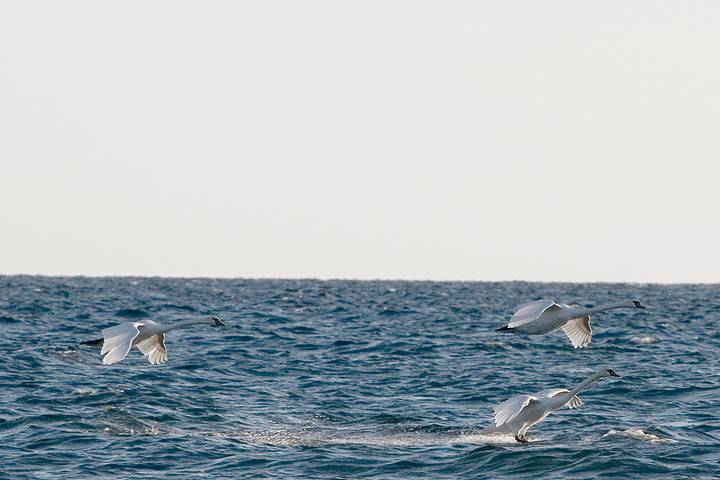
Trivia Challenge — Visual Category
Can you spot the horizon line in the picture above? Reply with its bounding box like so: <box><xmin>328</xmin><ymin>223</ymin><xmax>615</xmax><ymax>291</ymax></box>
<box><xmin>1</xmin><ymin>273</ymin><xmax>717</xmax><ymax>285</ymax></box>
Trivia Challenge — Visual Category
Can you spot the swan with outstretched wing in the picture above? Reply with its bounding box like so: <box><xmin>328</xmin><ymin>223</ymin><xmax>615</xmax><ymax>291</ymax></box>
<box><xmin>80</xmin><ymin>316</ymin><xmax>225</xmax><ymax>365</ymax></box>
<box><xmin>496</xmin><ymin>299</ymin><xmax>646</xmax><ymax>348</ymax></box>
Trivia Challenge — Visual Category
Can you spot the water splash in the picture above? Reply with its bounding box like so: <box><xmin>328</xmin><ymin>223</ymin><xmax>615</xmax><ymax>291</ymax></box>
<box><xmin>222</xmin><ymin>428</ymin><xmax>532</xmax><ymax>448</ymax></box>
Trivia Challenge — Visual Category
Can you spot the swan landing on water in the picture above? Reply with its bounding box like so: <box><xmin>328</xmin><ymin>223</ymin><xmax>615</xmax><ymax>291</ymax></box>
<box><xmin>481</xmin><ymin>368</ymin><xmax>621</xmax><ymax>442</ymax></box>
<box><xmin>496</xmin><ymin>299</ymin><xmax>646</xmax><ymax>348</ymax></box>
<box><xmin>80</xmin><ymin>316</ymin><xmax>225</xmax><ymax>365</ymax></box>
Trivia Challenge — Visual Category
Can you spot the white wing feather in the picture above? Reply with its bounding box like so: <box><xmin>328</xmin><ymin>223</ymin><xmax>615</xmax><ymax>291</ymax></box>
<box><xmin>507</xmin><ymin>299</ymin><xmax>561</xmax><ymax>328</ymax></box>
<box><xmin>560</xmin><ymin>315</ymin><xmax>592</xmax><ymax>348</ymax></box>
<box><xmin>101</xmin><ymin>322</ymin><xmax>142</xmax><ymax>365</ymax></box>
<box><xmin>536</xmin><ymin>388</ymin><xmax>583</xmax><ymax>409</ymax></box>
<box><xmin>566</xmin><ymin>395</ymin><xmax>583</xmax><ymax>409</ymax></box>
<box><xmin>493</xmin><ymin>394</ymin><xmax>538</xmax><ymax>426</ymax></box>
<box><xmin>536</xmin><ymin>388</ymin><xmax>568</xmax><ymax>398</ymax></box>
<box><xmin>135</xmin><ymin>334</ymin><xmax>168</xmax><ymax>365</ymax></box>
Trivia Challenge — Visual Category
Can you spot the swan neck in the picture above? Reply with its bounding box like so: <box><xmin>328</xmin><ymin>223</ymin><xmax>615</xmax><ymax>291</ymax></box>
<box><xmin>568</xmin><ymin>373</ymin><xmax>603</xmax><ymax>398</ymax></box>
<box><xmin>163</xmin><ymin>318</ymin><xmax>207</xmax><ymax>333</ymax></box>
<box><xmin>571</xmin><ymin>302</ymin><xmax>633</xmax><ymax>317</ymax></box>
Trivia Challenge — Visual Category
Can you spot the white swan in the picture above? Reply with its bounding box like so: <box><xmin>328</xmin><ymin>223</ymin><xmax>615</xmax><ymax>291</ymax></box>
<box><xmin>81</xmin><ymin>316</ymin><xmax>225</xmax><ymax>365</ymax></box>
<box><xmin>496</xmin><ymin>299</ymin><xmax>646</xmax><ymax>348</ymax></box>
<box><xmin>481</xmin><ymin>368</ymin><xmax>621</xmax><ymax>442</ymax></box>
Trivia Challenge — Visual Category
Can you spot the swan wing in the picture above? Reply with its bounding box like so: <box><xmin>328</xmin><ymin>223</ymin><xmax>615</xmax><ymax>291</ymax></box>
<box><xmin>536</xmin><ymin>388</ymin><xmax>569</xmax><ymax>398</ymax></box>
<box><xmin>566</xmin><ymin>395</ymin><xmax>583</xmax><ymax>409</ymax></box>
<box><xmin>536</xmin><ymin>388</ymin><xmax>583</xmax><ymax>409</ymax></box>
<box><xmin>507</xmin><ymin>299</ymin><xmax>561</xmax><ymax>328</ymax></box>
<box><xmin>100</xmin><ymin>322</ymin><xmax>142</xmax><ymax>365</ymax></box>
<box><xmin>136</xmin><ymin>333</ymin><xmax>168</xmax><ymax>365</ymax></box>
<box><xmin>493</xmin><ymin>394</ymin><xmax>539</xmax><ymax>426</ymax></box>
<box><xmin>560</xmin><ymin>315</ymin><xmax>592</xmax><ymax>348</ymax></box>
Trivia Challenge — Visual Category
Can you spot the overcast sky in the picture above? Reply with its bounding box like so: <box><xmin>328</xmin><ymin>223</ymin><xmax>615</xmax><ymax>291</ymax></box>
<box><xmin>1</xmin><ymin>1</ymin><xmax>718</xmax><ymax>282</ymax></box>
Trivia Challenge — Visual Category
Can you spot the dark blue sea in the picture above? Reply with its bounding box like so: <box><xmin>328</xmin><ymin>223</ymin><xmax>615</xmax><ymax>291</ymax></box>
<box><xmin>1</xmin><ymin>277</ymin><xmax>718</xmax><ymax>479</ymax></box>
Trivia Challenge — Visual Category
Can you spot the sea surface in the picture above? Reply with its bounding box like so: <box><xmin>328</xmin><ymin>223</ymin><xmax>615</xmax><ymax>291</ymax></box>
<box><xmin>1</xmin><ymin>277</ymin><xmax>718</xmax><ymax>479</ymax></box>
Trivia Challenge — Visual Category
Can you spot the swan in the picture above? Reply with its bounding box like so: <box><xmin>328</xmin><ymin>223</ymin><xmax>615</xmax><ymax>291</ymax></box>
<box><xmin>481</xmin><ymin>368</ymin><xmax>621</xmax><ymax>442</ymax></box>
<box><xmin>496</xmin><ymin>299</ymin><xmax>646</xmax><ymax>348</ymax></box>
<box><xmin>80</xmin><ymin>316</ymin><xmax>225</xmax><ymax>365</ymax></box>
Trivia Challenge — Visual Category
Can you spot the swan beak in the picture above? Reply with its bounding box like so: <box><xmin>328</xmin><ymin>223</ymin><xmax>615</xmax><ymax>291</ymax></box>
<box><xmin>633</xmin><ymin>300</ymin><xmax>646</xmax><ymax>309</ymax></box>
<box><xmin>609</xmin><ymin>371</ymin><xmax>621</xmax><ymax>378</ymax></box>
<box><xmin>212</xmin><ymin>316</ymin><xmax>225</xmax><ymax>327</ymax></box>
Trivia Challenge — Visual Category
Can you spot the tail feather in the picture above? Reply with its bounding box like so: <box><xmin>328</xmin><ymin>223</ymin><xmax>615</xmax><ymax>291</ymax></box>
<box><xmin>80</xmin><ymin>338</ymin><xmax>104</xmax><ymax>346</ymax></box>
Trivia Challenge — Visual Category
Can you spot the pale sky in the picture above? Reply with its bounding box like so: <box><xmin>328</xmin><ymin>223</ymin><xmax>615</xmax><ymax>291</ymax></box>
<box><xmin>1</xmin><ymin>1</ymin><xmax>719</xmax><ymax>282</ymax></box>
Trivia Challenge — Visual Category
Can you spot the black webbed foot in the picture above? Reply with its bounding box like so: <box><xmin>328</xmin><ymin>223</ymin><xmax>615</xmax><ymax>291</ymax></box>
<box><xmin>515</xmin><ymin>434</ymin><xmax>529</xmax><ymax>443</ymax></box>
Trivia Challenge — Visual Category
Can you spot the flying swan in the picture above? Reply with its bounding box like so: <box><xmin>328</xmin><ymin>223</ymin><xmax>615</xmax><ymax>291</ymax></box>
<box><xmin>496</xmin><ymin>299</ymin><xmax>646</xmax><ymax>348</ymax></box>
<box><xmin>81</xmin><ymin>316</ymin><xmax>225</xmax><ymax>365</ymax></box>
<box><xmin>481</xmin><ymin>368</ymin><xmax>622</xmax><ymax>442</ymax></box>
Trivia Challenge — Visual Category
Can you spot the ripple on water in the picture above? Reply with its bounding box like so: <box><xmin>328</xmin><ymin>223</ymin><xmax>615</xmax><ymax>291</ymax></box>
<box><xmin>0</xmin><ymin>315</ymin><xmax>19</xmax><ymax>323</ymax></box>
<box><xmin>114</xmin><ymin>308</ymin><xmax>150</xmax><ymax>318</ymax></box>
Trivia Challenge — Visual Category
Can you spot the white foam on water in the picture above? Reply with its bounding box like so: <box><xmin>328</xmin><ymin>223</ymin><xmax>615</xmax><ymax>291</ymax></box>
<box><xmin>73</xmin><ymin>387</ymin><xmax>96</xmax><ymax>396</ymax></box>
<box><xmin>100</xmin><ymin>418</ymin><xmax>170</xmax><ymax>437</ymax></box>
<box><xmin>603</xmin><ymin>428</ymin><xmax>674</xmax><ymax>444</ymax></box>
<box><xmin>224</xmin><ymin>429</ymin><xmax>535</xmax><ymax>448</ymax></box>
<box><xmin>218</xmin><ymin>429</ymin><xmax>428</xmax><ymax>447</ymax></box>
<box><xmin>630</xmin><ymin>336</ymin><xmax>657</xmax><ymax>344</ymax></box>
<box><xmin>102</xmin><ymin>424</ymin><xmax>163</xmax><ymax>436</ymax></box>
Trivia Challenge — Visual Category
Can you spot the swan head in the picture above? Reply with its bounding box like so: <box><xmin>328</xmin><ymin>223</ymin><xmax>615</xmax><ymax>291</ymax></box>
<box><xmin>592</xmin><ymin>368</ymin><xmax>621</xmax><ymax>380</ymax></box>
<box><xmin>632</xmin><ymin>300</ymin><xmax>646</xmax><ymax>309</ymax></box>
<box><xmin>209</xmin><ymin>316</ymin><xmax>225</xmax><ymax>327</ymax></box>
